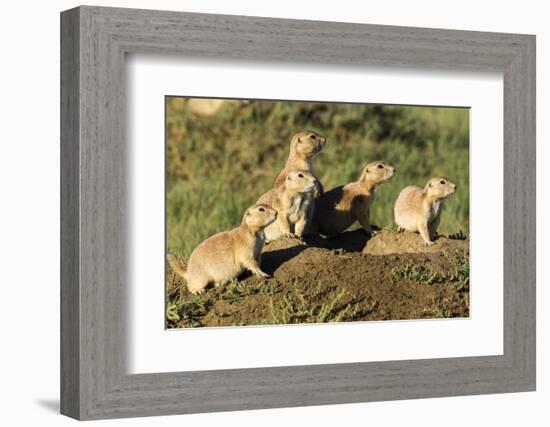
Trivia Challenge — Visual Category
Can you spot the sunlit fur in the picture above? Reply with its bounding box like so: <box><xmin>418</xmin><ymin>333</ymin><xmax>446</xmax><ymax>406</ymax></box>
<box><xmin>315</xmin><ymin>161</ymin><xmax>395</xmax><ymax>237</ymax></box>
<box><xmin>272</xmin><ymin>131</ymin><xmax>327</xmax><ymax>235</ymax></box>
<box><xmin>167</xmin><ymin>204</ymin><xmax>277</xmax><ymax>294</ymax></box>
<box><xmin>257</xmin><ymin>170</ymin><xmax>317</xmax><ymax>242</ymax></box>
<box><xmin>393</xmin><ymin>176</ymin><xmax>457</xmax><ymax>246</ymax></box>
<box><xmin>273</xmin><ymin>131</ymin><xmax>326</xmax><ymax>187</ymax></box>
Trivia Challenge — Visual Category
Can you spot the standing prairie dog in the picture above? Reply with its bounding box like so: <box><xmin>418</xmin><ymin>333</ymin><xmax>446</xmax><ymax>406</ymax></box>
<box><xmin>273</xmin><ymin>131</ymin><xmax>327</xmax><ymax>194</ymax></box>
<box><xmin>394</xmin><ymin>177</ymin><xmax>457</xmax><ymax>246</ymax></box>
<box><xmin>167</xmin><ymin>204</ymin><xmax>277</xmax><ymax>294</ymax></box>
<box><xmin>273</xmin><ymin>131</ymin><xmax>327</xmax><ymax>234</ymax></box>
<box><xmin>315</xmin><ymin>161</ymin><xmax>395</xmax><ymax>237</ymax></box>
<box><xmin>257</xmin><ymin>170</ymin><xmax>317</xmax><ymax>242</ymax></box>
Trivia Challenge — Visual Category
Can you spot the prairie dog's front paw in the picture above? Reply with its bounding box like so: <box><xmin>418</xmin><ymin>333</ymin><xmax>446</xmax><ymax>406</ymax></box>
<box><xmin>425</xmin><ymin>241</ymin><xmax>435</xmax><ymax>247</ymax></box>
<box><xmin>256</xmin><ymin>270</ymin><xmax>271</xmax><ymax>279</ymax></box>
<box><xmin>293</xmin><ymin>235</ymin><xmax>306</xmax><ymax>245</ymax></box>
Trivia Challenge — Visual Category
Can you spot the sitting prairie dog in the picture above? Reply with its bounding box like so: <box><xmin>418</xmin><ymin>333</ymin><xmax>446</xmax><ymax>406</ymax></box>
<box><xmin>257</xmin><ymin>170</ymin><xmax>317</xmax><ymax>242</ymax></box>
<box><xmin>167</xmin><ymin>204</ymin><xmax>277</xmax><ymax>294</ymax></box>
<box><xmin>393</xmin><ymin>176</ymin><xmax>457</xmax><ymax>246</ymax></box>
<box><xmin>273</xmin><ymin>131</ymin><xmax>326</xmax><ymax>195</ymax></box>
<box><xmin>315</xmin><ymin>161</ymin><xmax>395</xmax><ymax>237</ymax></box>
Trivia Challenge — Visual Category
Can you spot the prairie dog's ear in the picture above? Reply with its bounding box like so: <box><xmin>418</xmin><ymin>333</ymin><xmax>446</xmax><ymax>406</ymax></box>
<box><xmin>360</xmin><ymin>167</ymin><xmax>370</xmax><ymax>181</ymax></box>
<box><xmin>428</xmin><ymin>182</ymin><xmax>432</xmax><ymax>187</ymax></box>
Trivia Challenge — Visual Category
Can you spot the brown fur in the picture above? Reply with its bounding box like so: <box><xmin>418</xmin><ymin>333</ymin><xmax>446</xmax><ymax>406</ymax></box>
<box><xmin>393</xmin><ymin>176</ymin><xmax>457</xmax><ymax>246</ymax></box>
<box><xmin>273</xmin><ymin>131</ymin><xmax>326</xmax><ymax>192</ymax></box>
<box><xmin>257</xmin><ymin>170</ymin><xmax>316</xmax><ymax>242</ymax></box>
<box><xmin>167</xmin><ymin>204</ymin><xmax>277</xmax><ymax>294</ymax></box>
<box><xmin>273</xmin><ymin>131</ymin><xmax>326</xmax><ymax>234</ymax></box>
<box><xmin>315</xmin><ymin>161</ymin><xmax>395</xmax><ymax>237</ymax></box>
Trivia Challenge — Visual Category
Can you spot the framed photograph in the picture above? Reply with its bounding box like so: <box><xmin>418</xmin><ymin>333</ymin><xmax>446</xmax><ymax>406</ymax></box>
<box><xmin>61</xmin><ymin>6</ymin><xmax>536</xmax><ymax>420</ymax></box>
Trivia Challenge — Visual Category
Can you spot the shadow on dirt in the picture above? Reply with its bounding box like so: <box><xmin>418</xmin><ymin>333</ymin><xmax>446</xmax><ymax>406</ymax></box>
<box><xmin>261</xmin><ymin>229</ymin><xmax>371</xmax><ymax>275</ymax></box>
<box><xmin>262</xmin><ymin>244</ymin><xmax>309</xmax><ymax>276</ymax></box>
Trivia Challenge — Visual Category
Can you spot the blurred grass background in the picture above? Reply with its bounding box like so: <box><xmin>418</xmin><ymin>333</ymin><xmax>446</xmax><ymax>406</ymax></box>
<box><xmin>167</xmin><ymin>97</ymin><xmax>469</xmax><ymax>259</ymax></box>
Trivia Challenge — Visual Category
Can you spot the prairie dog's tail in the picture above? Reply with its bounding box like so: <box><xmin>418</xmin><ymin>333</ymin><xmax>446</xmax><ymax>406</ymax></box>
<box><xmin>167</xmin><ymin>254</ymin><xmax>187</xmax><ymax>280</ymax></box>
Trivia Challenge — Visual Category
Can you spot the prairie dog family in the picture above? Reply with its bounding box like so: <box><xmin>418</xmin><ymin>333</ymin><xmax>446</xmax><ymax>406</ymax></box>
<box><xmin>168</xmin><ymin>204</ymin><xmax>277</xmax><ymax>294</ymax></box>
<box><xmin>394</xmin><ymin>177</ymin><xmax>457</xmax><ymax>246</ymax></box>
<box><xmin>170</xmin><ymin>126</ymin><xmax>460</xmax><ymax>294</ymax></box>
<box><xmin>257</xmin><ymin>170</ymin><xmax>317</xmax><ymax>242</ymax></box>
<box><xmin>315</xmin><ymin>161</ymin><xmax>395</xmax><ymax>236</ymax></box>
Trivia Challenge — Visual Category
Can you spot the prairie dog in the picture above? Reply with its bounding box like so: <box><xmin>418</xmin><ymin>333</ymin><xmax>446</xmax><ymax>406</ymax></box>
<box><xmin>257</xmin><ymin>170</ymin><xmax>317</xmax><ymax>242</ymax></box>
<box><xmin>167</xmin><ymin>204</ymin><xmax>277</xmax><ymax>294</ymax></box>
<box><xmin>393</xmin><ymin>176</ymin><xmax>457</xmax><ymax>246</ymax></box>
<box><xmin>273</xmin><ymin>131</ymin><xmax>326</xmax><ymax>234</ymax></box>
<box><xmin>273</xmin><ymin>131</ymin><xmax>326</xmax><ymax>194</ymax></box>
<box><xmin>315</xmin><ymin>161</ymin><xmax>395</xmax><ymax>237</ymax></box>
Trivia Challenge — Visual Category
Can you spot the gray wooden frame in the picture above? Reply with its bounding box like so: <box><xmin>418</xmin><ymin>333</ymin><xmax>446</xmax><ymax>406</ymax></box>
<box><xmin>60</xmin><ymin>5</ymin><xmax>536</xmax><ymax>420</ymax></box>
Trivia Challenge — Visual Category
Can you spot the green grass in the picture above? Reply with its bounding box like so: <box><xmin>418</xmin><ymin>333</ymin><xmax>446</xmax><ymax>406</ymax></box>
<box><xmin>166</xmin><ymin>277</ymin><xmax>282</xmax><ymax>328</ymax></box>
<box><xmin>166</xmin><ymin>277</ymin><xmax>372</xmax><ymax>328</ymax></box>
<box><xmin>268</xmin><ymin>282</ymin><xmax>358</xmax><ymax>324</ymax></box>
<box><xmin>167</xmin><ymin>98</ymin><xmax>469</xmax><ymax>260</ymax></box>
<box><xmin>391</xmin><ymin>250</ymin><xmax>470</xmax><ymax>288</ymax></box>
<box><xmin>391</xmin><ymin>264</ymin><xmax>441</xmax><ymax>284</ymax></box>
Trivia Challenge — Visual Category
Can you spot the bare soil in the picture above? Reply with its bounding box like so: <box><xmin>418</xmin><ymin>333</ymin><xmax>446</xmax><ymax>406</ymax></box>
<box><xmin>166</xmin><ymin>229</ymin><xmax>469</xmax><ymax>328</ymax></box>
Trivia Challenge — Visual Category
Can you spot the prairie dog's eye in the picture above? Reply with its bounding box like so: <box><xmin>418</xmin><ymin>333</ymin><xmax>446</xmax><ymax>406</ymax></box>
<box><xmin>309</xmin><ymin>134</ymin><xmax>317</xmax><ymax>140</ymax></box>
<box><xmin>298</xmin><ymin>173</ymin><xmax>304</xmax><ymax>178</ymax></box>
<box><xmin>440</xmin><ymin>180</ymin><xmax>446</xmax><ymax>185</ymax></box>
<box><xmin>377</xmin><ymin>164</ymin><xmax>384</xmax><ymax>169</ymax></box>
<box><xmin>259</xmin><ymin>207</ymin><xmax>265</xmax><ymax>212</ymax></box>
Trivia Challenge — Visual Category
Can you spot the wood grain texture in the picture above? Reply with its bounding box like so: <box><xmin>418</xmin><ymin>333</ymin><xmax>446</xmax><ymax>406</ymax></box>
<box><xmin>60</xmin><ymin>7</ymin><xmax>80</xmax><ymax>419</ymax></box>
<box><xmin>60</xmin><ymin>5</ymin><xmax>536</xmax><ymax>420</ymax></box>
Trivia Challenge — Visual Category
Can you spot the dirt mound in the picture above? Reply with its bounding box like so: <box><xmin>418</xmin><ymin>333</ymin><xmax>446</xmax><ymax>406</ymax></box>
<box><xmin>166</xmin><ymin>230</ymin><xmax>470</xmax><ymax>328</ymax></box>
<box><xmin>362</xmin><ymin>228</ymin><xmax>469</xmax><ymax>255</ymax></box>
